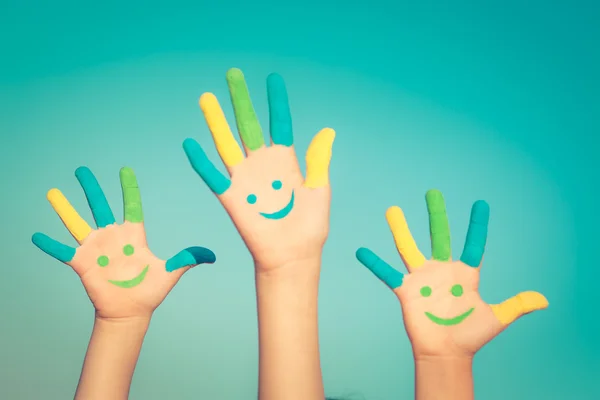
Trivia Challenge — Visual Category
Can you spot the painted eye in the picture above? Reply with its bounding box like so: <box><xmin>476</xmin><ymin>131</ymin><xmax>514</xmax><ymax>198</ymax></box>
<box><xmin>123</xmin><ymin>244</ymin><xmax>135</xmax><ymax>256</ymax></box>
<box><xmin>247</xmin><ymin>194</ymin><xmax>257</xmax><ymax>204</ymax></box>
<box><xmin>97</xmin><ymin>255</ymin><xmax>109</xmax><ymax>267</ymax></box>
<box><xmin>451</xmin><ymin>284</ymin><xmax>464</xmax><ymax>297</ymax></box>
<box><xmin>420</xmin><ymin>286</ymin><xmax>432</xmax><ymax>297</ymax></box>
<box><xmin>272</xmin><ymin>180</ymin><xmax>282</xmax><ymax>190</ymax></box>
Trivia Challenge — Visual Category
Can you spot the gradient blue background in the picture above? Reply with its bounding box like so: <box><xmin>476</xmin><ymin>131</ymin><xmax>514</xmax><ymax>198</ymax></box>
<box><xmin>1</xmin><ymin>1</ymin><xmax>598</xmax><ymax>399</ymax></box>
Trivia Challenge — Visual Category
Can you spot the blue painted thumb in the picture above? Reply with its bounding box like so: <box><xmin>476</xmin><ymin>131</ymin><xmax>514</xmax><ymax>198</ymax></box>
<box><xmin>165</xmin><ymin>246</ymin><xmax>216</xmax><ymax>272</ymax></box>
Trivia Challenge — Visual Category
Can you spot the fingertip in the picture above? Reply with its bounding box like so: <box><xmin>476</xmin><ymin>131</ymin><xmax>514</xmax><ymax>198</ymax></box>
<box><xmin>425</xmin><ymin>189</ymin><xmax>443</xmax><ymax>201</ymax></box>
<box><xmin>199</xmin><ymin>92</ymin><xmax>217</xmax><ymax>110</ymax></box>
<box><xmin>472</xmin><ymin>200</ymin><xmax>490</xmax><ymax>219</ymax></box>
<box><xmin>385</xmin><ymin>205</ymin><xmax>404</xmax><ymax>220</ymax></box>
<box><xmin>46</xmin><ymin>188</ymin><xmax>62</xmax><ymax>201</ymax></box>
<box><xmin>267</xmin><ymin>72</ymin><xmax>284</xmax><ymax>86</ymax></box>
<box><xmin>31</xmin><ymin>232</ymin><xmax>44</xmax><ymax>245</ymax></box>
<box><xmin>74</xmin><ymin>166</ymin><xmax>92</xmax><ymax>179</ymax></box>
<box><xmin>226</xmin><ymin>67</ymin><xmax>244</xmax><ymax>81</ymax></box>
<box><xmin>355</xmin><ymin>247</ymin><xmax>375</xmax><ymax>265</ymax></box>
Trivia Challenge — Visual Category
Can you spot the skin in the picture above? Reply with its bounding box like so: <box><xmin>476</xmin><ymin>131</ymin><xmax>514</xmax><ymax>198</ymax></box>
<box><xmin>184</xmin><ymin>68</ymin><xmax>335</xmax><ymax>400</ymax></box>
<box><xmin>32</xmin><ymin>167</ymin><xmax>215</xmax><ymax>400</ymax></box>
<box><xmin>357</xmin><ymin>190</ymin><xmax>548</xmax><ymax>400</ymax></box>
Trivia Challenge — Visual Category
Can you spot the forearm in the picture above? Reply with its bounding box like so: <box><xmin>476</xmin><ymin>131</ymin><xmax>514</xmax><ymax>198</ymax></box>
<box><xmin>75</xmin><ymin>316</ymin><xmax>150</xmax><ymax>400</ymax></box>
<box><xmin>255</xmin><ymin>259</ymin><xmax>324</xmax><ymax>400</ymax></box>
<box><xmin>415</xmin><ymin>356</ymin><xmax>473</xmax><ymax>400</ymax></box>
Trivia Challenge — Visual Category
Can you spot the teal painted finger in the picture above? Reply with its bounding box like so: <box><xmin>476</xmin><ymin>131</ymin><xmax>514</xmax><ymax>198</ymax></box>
<box><xmin>75</xmin><ymin>166</ymin><xmax>116</xmax><ymax>228</ymax></box>
<box><xmin>32</xmin><ymin>232</ymin><xmax>76</xmax><ymax>263</ymax></box>
<box><xmin>183</xmin><ymin>138</ymin><xmax>231</xmax><ymax>195</ymax></box>
<box><xmin>356</xmin><ymin>247</ymin><xmax>404</xmax><ymax>289</ymax></box>
<box><xmin>119</xmin><ymin>167</ymin><xmax>143</xmax><ymax>223</ymax></box>
<box><xmin>165</xmin><ymin>246</ymin><xmax>216</xmax><ymax>272</ymax></box>
<box><xmin>226</xmin><ymin>68</ymin><xmax>265</xmax><ymax>151</ymax></box>
<box><xmin>267</xmin><ymin>73</ymin><xmax>293</xmax><ymax>146</ymax></box>
<box><xmin>426</xmin><ymin>189</ymin><xmax>451</xmax><ymax>261</ymax></box>
<box><xmin>460</xmin><ymin>200</ymin><xmax>490</xmax><ymax>267</ymax></box>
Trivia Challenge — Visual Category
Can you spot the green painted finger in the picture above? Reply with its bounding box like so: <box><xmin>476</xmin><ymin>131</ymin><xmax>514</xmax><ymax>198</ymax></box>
<box><xmin>119</xmin><ymin>167</ymin><xmax>143</xmax><ymax>223</ymax></box>
<box><xmin>425</xmin><ymin>189</ymin><xmax>451</xmax><ymax>261</ymax></box>
<box><xmin>226</xmin><ymin>68</ymin><xmax>265</xmax><ymax>151</ymax></box>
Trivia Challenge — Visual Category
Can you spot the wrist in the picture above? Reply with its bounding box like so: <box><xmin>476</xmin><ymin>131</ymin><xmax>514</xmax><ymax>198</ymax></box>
<box><xmin>93</xmin><ymin>315</ymin><xmax>151</xmax><ymax>335</ymax></box>
<box><xmin>415</xmin><ymin>356</ymin><xmax>473</xmax><ymax>400</ymax></box>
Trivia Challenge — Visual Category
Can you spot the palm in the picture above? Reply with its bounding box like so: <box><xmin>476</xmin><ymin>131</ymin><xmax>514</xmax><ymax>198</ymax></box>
<box><xmin>357</xmin><ymin>190</ymin><xmax>548</xmax><ymax>357</ymax></box>
<box><xmin>184</xmin><ymin>69</ymin><xmax>334</xmax><ymax>270</ymax></box>
<box><xmin>219</xmin><ymin>145</ymin><xmax>330</xmax><ymax>268</ymax></box>
<box><xmin>396</xmin><ymin>260</ymin><xmax>502</xmax><ymax>356</ymax></box>
<box><xmin>33</xmin><ymin>167</ymin><xmax>215</xmax><ymax>319</ymax></box>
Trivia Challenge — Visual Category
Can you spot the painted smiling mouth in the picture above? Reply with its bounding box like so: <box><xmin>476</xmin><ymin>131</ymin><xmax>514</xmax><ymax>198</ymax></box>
<box><xmin>425</xmin><ymin>308</ymin><xmax>475</xmax><ymax>326</ymax></box>
<box><xmin>259</xmin><ymin>191</ymin><xmax>295</xmax><ymax>220</ymax></box>
<box><xmin>108</xmin><ymin>265</ymin><xmax>150</xmax><ymax>288</ymax></box>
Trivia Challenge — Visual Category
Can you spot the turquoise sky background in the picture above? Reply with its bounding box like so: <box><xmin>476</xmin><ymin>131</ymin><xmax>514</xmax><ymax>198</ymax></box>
<box><xmin>1</xmin><ymin>1</ymin><xmax>598</xmax><ymax>399</ymax></box>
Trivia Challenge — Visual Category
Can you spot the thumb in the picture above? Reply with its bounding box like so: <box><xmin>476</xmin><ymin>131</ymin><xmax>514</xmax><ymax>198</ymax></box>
<box><xmin>165</xmin><ymin>246</ymin><xmax>216</xmax><ymax>273</ymax></box>
<box><xmin>490</xmin><ymin>291</ymin><xmax>548</xmax><ymax>326</ymax></box>
<box><xmin>304</xmin><ymin>128</ymin><xmax>336</xmax><ymax>189</ymax></box>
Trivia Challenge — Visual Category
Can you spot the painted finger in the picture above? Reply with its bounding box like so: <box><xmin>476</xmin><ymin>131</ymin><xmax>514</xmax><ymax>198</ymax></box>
<box><xmin>75</xmin><ymin>167</ymin><xmax>116</xmax><ymax>228</ymax></box>
<box><xmin>32</xmin><ymin>232</ymin><xmax>76</xmax><ymax>263</ymax></box>
<box><xmin>183</xmin><ymin>138</ymin><xmax>231</xmax><ymax>195</ymax></box>
<box><xmin>460</xmin><ymin>200</ymin><xmax>490</xmax><ymax>267</ymax></box>
<box><xmin>267</xmin><ymin>73</ymin><xmax>293</xmax><ymax>147</ymax></box>
<box><xmin>425</xmin><ymin>189</ymin><xmax>451</xmax><ymax>261</ymax></box>
<box><xmin>199</xmin><ymin>93</ymin><xmax>244</xmax><ymax>168</ymax></box>
<box><xmin>226</xmin><ymin>68</ymin><xmax>265</xmax><ymax>152</ymax></box>
<box><xmin>119</xmin><ymin>167</ymin><xmax>143</xmax><ymax>223</ymax></box>
<box><xmin>47</xmin><ymin>188</ymin><xmax>93</xmax><ymax>243</ymax></box>
<box><xmin>304</xmin><ymin>128</ymin><xmax>336</xmax><ymax>189</ymax></box>
<box><xmin>356</xmin><ymin>247</ymin><xmax>404</xmax><ymax>289</ymax></box>
<box><xmin>165</xmin><ymin>246</ymin><xmax>217</xmax><ymax>272</ymax></box>
<box><xmin>490</xmin><ymin>291</ymin><xmax>549</xmax><ymax>326</ymax></box>
<box><xmin>386</xmin><ymin>206</ymin><xmax>426</xmax><ymax>271</ymax></box>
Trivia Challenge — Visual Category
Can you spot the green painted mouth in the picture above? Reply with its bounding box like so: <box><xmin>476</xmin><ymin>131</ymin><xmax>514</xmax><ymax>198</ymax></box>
<box><xmin>108</xmin><ymin>265</ymin><xmax>149</xmax><ymax>288</ymax></box>
<box><xmin>425</xmin><ymin>307</ymin><xmax>475</xmax><ymax>326</ymax></box>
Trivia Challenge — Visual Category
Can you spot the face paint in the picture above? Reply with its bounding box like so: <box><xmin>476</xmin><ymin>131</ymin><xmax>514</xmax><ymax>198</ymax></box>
<box><xmin>97</xmin><ymin>255</ymin><xmax>109</xmax><ymax>267</ymax></box>
<box><xmin>421</xmin><ymin>283</ymin><xmax>474</xmax><ymax>326</ymax></box>
<box><xmin>247</xmin><ymin>180</ymin><xmax>295</xmax><ymax>220</ymax></box>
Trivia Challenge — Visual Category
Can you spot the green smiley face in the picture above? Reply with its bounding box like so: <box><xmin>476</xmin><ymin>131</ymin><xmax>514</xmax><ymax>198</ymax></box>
<box><xmin>96</xmin><ymin>244</ymin><xmax>149</xmax><ymax>288</ymax></box>
<box><xmin>420</xmin><ymin>284</ymin><xmax>475</xmax><ymax>326</ymax></box>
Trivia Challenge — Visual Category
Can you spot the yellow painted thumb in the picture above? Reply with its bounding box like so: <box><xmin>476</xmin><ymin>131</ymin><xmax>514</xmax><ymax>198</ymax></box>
<box><xmin>490</xmin><ymin>291</ymin><xmax>549</xmax><ymax>325</ymax></box>
<box><xmin>304</xmin><ymin>128</ymin><xmax>336</xmax><ymax>189</ymax></box>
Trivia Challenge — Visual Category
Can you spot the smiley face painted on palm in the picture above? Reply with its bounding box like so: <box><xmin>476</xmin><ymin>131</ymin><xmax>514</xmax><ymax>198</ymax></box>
<box><xmin>96</xmin><ymin>243</ymin><xmax>149</xmax><ymax>288</ymax></box>
<box><xmin>419</xmin><ymin>283</ymin><xmax>475</xmax><ymax>326</ymax></box>
<box><xmin>246</xmin><ymin>179</ymin><xmax>295</xmax><ymax>220</ymax></box>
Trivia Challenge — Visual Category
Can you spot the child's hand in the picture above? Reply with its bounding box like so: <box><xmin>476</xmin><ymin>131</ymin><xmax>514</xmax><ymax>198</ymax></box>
<box><xmin>32</xmin><ymin>167</ymin><xmax>216</xmax><ymax>319</ymax></box>
<box><xmin>183</xmin><ymin>69</ymin><xmax>335</xmax><ymax>271</ymax></box>
<box><xmin>356</xmin><ymin>190</ymin><xmax>548</xmax><ymax>357</ymax></box>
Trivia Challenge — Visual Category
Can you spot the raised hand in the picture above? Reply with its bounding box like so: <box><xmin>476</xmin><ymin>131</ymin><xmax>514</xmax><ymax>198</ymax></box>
<box><xmin>356</xmin><ymin>190</ymin><xmax>548</xmax><ymax>357</ymax></box>
<box><xmin>32</xmin><ymin>167</ymin><xmax>215</xmax><ymax>319</ymax></box>
<box><xmin>183</xmin><ymin>68</ymin><xmax>335</xmax><ymax>271</ymax></box>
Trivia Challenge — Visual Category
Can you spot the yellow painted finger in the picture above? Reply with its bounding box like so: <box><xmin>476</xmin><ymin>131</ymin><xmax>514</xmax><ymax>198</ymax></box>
<box><xmin>47</xmin><ymin>188</ymin><xmax>93</xmax><ymax>242</ymax></box>
<box><xmin>386</xmin><ymin>206</ymin><xmax>426</xmax><ymax>270</ymax></box>
<box><xmin>199</xmin><ymin>93</ymin><xmax>244</xmax><ymax>167</ymax></box>
<box><xmin>490</xmin><ymin>291</ymin><xmax>549</xmax><ymax>325</ymax></box>
<box><xmin>304</xmin><ymin>128</ymin><xmax>335</xmax><ymax>189</ymax></box>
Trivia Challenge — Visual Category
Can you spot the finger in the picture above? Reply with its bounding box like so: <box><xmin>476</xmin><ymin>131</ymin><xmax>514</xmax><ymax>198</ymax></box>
<box><xmin>267</xmin><ymin>73</ymin><xmax>293</xmax><ymax>147</ymax></box>
<box><xmin>47</xmin><ymin>188</ymin><xmax>93</xmax><ymax>243</ymax></box>
<box><xmin>425</xmin><ymin>189</ymin><xmax>451</xmax><ymax>261</ymax></box>
<box><xmin>460</xmin><ymin>200</ymin><xmax>490</xmax><ymax>267</ymax></box>
<box><xmin>226</xmin><ymin>68</ymin><xmax>265</xmax><ymax>152</ymax></box>
<box><xmin>490</xmin><ymin>291</ymin><xmax>549</xmax><ymax>326</ymax></box>
<box><xmin>32</xmin><ymin>232</ymin><xmax>76</xmax><ymax>263</ymax></box>
<box><xmin>356</xmin><ymin>247</ymin><xmax>404</xmax><ymax>289</ymax></box>
<box><xmin>183</xmin><ymin>138</ymin><xmax>231</xmax><ymax>195</ymax></box>
<box><xmin>386</xmin><ymin>206</ymin><xmax>426</xmax><ymax>271</ymax></box>
<box><xmin>75</xmin><ymin>166</ymin><xmax>116</xmax><ymax>228</ymax></box>
<box><xmin>165</xmin><ymin>246</ymin><xmax>217</xmax><ymax>272</ymax></box>
<box><xmin>119</xmin><ymin>167</ymin><xmax>143</xmax><ymax>223</ymax></box>
<box><xmin>304</xmin><ymin>128</ymin><xmax>336</xmax><ymax>189</ymax></box>
<box><xmin>199</xmin><ymin>93</ymin><xmax>244</xmax><ymax>168</ymax></box>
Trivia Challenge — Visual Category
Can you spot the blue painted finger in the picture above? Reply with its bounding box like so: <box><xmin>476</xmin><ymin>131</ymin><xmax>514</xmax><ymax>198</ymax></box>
<box><xmin>165</xmin><ymin>246</ymin><xmax>217</xmax><ymax>272</ymax></box>
<box><xmin>183</xmin><ymin>138</ymin><xmax>231</xmax><ymax>195</ymax></box>
<box><xmin>32</xmin><ymin>232</ymin><xmax>76</xmax><ymax>263</ymax></box>
<box><xmin>460</xmin><ymin>200</ymin><xmax>490</xmax><ymax>267</ymax></box>
<box><xmin>267</xmin><ymin>73</ymin><xmax>293</xmax><ymax>147</ymax></box>
<box><xmin>75</xmin><ymin>166</ymin><xmax>116</xmax><ymax>228</ymax></box>
<box><xmin>356</xmin><ymin>247</ymin><xmax>404</xmax><ymax>289</ymax></box>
